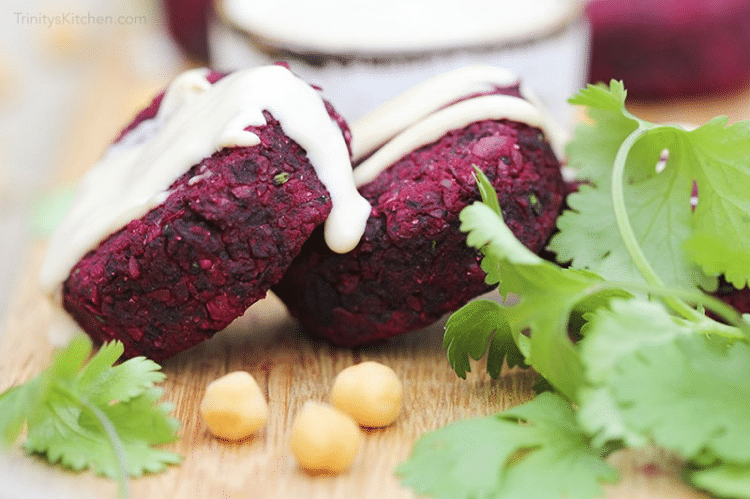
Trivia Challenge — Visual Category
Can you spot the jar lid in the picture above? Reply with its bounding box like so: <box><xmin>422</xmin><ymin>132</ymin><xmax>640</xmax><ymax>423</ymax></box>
<box><xmin>218</xmin><ymin>0</ymin><xmax>584</xmax><ymax>57</ymax></box>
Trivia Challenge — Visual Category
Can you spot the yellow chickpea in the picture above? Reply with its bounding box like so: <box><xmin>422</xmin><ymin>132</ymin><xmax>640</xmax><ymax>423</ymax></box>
<box><xmin>330</xmin><ymin>361</ymin><xmax>403</xmax><ymax>428</ymax></box>
<box><xmin>199</xmin><ymin>371</ymin><xmax>268</xmax><ymax>441</ymax></box>
<box><xmin>290</xmin><ymin>401</ymin><xmax>362</xmax><ymax>473</ymax></box>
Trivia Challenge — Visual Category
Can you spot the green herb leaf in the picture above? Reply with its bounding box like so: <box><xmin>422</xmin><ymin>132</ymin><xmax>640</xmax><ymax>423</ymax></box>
<box><xmin>688</xmin><ymin>462</ymin><xmax>750</xmax><ymax>499</ymax></box>
<box><xmin>579</xmin><ymin>298</ymin><xmax>694</xmax><ymax>386</ymax></box>
<box><xmin>273</xmin><ymin>172</ymin><xmax>291</xmax><ymax>185</ymax></box>
<box><xmin>681</xmin><ymin>117</ymin><xmax>750</xmax><ymax>288</ymax></box>
<box><xmin>0</xmin><ymin>335</ymin><xmax>90</xmax><ymax>445</ymax></box>
<box><xmin>457</xmin><ymin>190</ymin><xmax>629</xmax><ymax>400</ymax></box>
<box><xmin>0</xmin><ymin>381</ymin><xmax>44</xmax><ymax>446</ymax></box>
<box><xmin>76</xmin><ymin>341</ymin><xmax>166</xmax><ymax>407</ymax></box>
<box><xmin>473</xmin><ymin>165</ymin><xmax>503</xmax><ymax>216</ymax></box>
<box><xmin>0</xmin><ymin>336</ymin><xmax>181</xmax><ymax>479</ymax></box>
<box><xmin>565</xmin><ymin>81</ymin><xmax>637</xmax><ymax>185</ymax></box>
<box><xmin>398</xmin><ymin>392</ymin><xmax>618</xmax><ymax>499</ymax></box>
<box><xmin>422</xmin><ymin>81</ymin><xmax>750</xmax><ymax>499</ymax></box>
<box><xmin>443</xmin><ymin>300</ymin><xmax>523</xmax><ymax>379</ymax></box>
<box><xmin>579</xmin><ymin>297</ymin><xmax>750</xmax><ymax>463</ymax></box>
<box><xmin>610</xmin><ymin>335</ymin><xmax>750</xmax><ymax>463</ymax></box>
<box><xmin>577</xmin><ymin>298</ymin><xmax>694</xmax><ymax>448</ymax></box>
<box><xmin>550</xmin><ymin>82</ymin><xmax>750</xmax><ymax>290</ymax></box>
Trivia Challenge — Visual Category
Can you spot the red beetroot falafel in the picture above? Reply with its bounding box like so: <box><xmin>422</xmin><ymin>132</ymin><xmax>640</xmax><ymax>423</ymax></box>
<box><xmin>587</xmin><ymin>0</ymin><xmax>750</xmax><ymax>99</ymax></box>
<box><xmin>41</xmin><ymin>65</ymin><xmax>369</xmax><ymax>360</ymax></box>
<box><xmin>273</xmin><ymin>66</ymin><xmax>566</xmax><ymax>346</ymax></box>
<box><xmin>163</xmin><ymin>0</ymin><xmax>212</xmax><ymax>61</ymax></box>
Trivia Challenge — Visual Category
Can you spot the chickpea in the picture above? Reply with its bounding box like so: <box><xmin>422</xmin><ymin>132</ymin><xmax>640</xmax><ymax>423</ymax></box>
<box><xmin>330</xmin><ymin>361</ymin><xmax>403</xmax><ymax>427</ymax></box>
<box><xmin>290</xmin><ymin>401</ymin><xmax>362</xmax><ymax>473</ymax></box>
<box><xmin>199</xmin><ymin>371</ymin><xmax>268</xmax><ymax>441</ymax></box>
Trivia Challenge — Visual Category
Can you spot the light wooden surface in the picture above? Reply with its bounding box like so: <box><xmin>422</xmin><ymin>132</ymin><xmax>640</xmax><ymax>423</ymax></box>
<box><xmin>3</xmin><ymin>59</ymin><xmax>748</xmax><ymax>499</ymax></box>
<box><xmin>0</xmin><ymin>248</ymin><xmax>710</xmax><ymax>499</ymax></box>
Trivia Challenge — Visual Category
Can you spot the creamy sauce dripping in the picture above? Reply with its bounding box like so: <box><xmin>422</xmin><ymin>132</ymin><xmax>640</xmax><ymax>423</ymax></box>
<box><xmin>40</xmin><ymin>65</ymin><xmax>370</xmax><ymax>293</ymax></box>
<box><xmin>351</xmin><ymin>65</ymin><xmax>562</xmax><ymax>187</ymax></box>
<box><xmin>350</xmin><ymin>65</ymin><xmax>520</xmax><ymax>162</ymax></box>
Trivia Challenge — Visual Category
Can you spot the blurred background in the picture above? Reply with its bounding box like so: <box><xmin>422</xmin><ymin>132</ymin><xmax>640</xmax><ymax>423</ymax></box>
<box><xmin>2</xmin><ymin>0</ymin><xmax>750</xmax><ymax>342</ymax></box>
<box><xmin>0</xmin><ymin>0</ymin><xmax>187</xmax><ymax>342</ymax></box>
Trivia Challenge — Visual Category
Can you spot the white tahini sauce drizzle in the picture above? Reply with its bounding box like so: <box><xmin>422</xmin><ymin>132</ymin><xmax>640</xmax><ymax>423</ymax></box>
<box><xmin>353</xmin><ymin>95</ymin><xmax>551</xmax><ymax>187</ymax></box>
<box><xmin>351</xmin><ymin>66</ymin><xmax>563</xmax><ymax>187</ymax></box>
<box><xmin>40</xmin><ymin>65</ymin><xmax>370</xmax><ymax>294</ymax></box>
<box><xmin>350</xmin><ymin>65</ymin><xmax>520</xmax><ymax>162</ymax></box>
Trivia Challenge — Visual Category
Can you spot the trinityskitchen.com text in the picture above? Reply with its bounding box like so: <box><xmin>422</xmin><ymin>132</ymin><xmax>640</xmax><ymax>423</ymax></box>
<box><xmin>14</xmin><ymin>11</ymin><xmax>147</xmax><ymax>28</ymax></box>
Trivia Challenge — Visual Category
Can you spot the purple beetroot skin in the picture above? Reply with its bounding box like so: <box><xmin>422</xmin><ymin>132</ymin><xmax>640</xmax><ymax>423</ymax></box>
<box><xmin>587</xmin><ymin>0</ymin><xmax>750</xmax><ymax>99</ymax></box>
<box><xmin>272</xmin><ymin>119</ymin><xmax>565</xmax><ymax>346</ymax></box>
<box><xmin>62</xmin><ymin>76</ymin><xmax>351</xmax><ymax>361</ymax></box>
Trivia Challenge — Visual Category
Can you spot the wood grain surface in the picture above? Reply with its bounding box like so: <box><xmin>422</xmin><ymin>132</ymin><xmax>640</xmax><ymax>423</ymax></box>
<box><xmin>0</xmin><ymin>248</ymin><xmax>709</xmax><ymax>499</ymax></box>
<box><xmin>3</xmin><ymin>58</ymin><xmax>747</xmax><ymax>499</ymax></box>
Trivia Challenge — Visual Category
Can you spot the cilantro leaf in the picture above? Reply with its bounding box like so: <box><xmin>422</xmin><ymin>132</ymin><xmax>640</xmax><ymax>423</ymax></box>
<box><xmin>689</xmin><ymin>462</ymin><xmax>750</xmax><ymax>499</ymax></box>
<box><xmin>443</xmin><ymin>300</ymin><xmax>523</xmax><ymax>379</ymax></box>
<box><xmin>579</xmin><ymin>297</ymin><xmax>750</xmax><ymax>464</ymax></box>
<box><xmin>552</xmin><ymin>95</ymin><xmax>702</xmax><ymax>288</ymax></box>
<box><xmin>565</xmin><ymin>81</ymin><xmax>637</xmax><ymax>185</ymax></box>
<box><xmin>576</xmin><ymin>386</ymin><xmax>647</xmax><ymax>449</ymax></box>
<box><xmin>550</xmin><ymin>81</ymin><xmax>750</xmax><ymax>291</ymax></box>
<box><xmin>579</xmin><ymin>298</ymin><xmax>694</xmax><ymax>385</ymax></box>
<box><xmin>610</xmin><ymin>335</ymin><xmax>750</xmax><ymax>463</ymax></box>
<box><xmin>457</xmin><ymin>194</ymin><xmax>629</xmax><ymax>400</ymax></box>
<box><xmin>76</xmin><ymin>341</ymin><xmax>165</xmax><ymax>407</ymax></box>
<box><xmin>473</xmin><ymin>165</ymin><xmax>503</xmax><ymax>216</ymax></box>
<box><xmin>398</xmin><ymin>392</ymin><xmax>618</xmax><ymax>499</ymax></box>
<box><xmin>686</xmin><ymin>232</ymin><xmax>750</xmax><ymax>290</ymax></box>
<box><xmin>682</xmin><ymin>118</ymin><xmax>750</xmax><ymax>287</ymax></box>
<box><xmin>554</xmin><ymin>158</ymin><xmax>710</xmax><ymax>290</ymax></box>
<box><xmin>577</xmin><ymin>298</ymin><xmax>694</xmax><ymax>448</ymax></box>
<box><xmin>424</xmin><ymin>82</ymin><xmax>750</xmax><ymax>499</ymax></box>
<box><xmin>23</xmin><ymin>386</ymin><xmax>180</xmax><ymax>478</ymax></box>
<box><xmin>398</xmin><ymin>414</ymin><xmax>525</xmax><ymax>499</ymax></box>
<box><xmin>498</xmin><ymin>393</ymin><xmax>618</xmax><ymax>498</ymax></box>
<box><xmin>0</xmin><ymin>381</ymin><xmax>44</xmax><ymax>445</ymax></box>
<box><xmin>0</xmin><ymin>335</ymin><xmax>181</xmax><ymax>480</ymax></box>
<box><xmin>0</xmin><ymin>335</ymin><xmax>90</xmax><ymax>445</ymax></box>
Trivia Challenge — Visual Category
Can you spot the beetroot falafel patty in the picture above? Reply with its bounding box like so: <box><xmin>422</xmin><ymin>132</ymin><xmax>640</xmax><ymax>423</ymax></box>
<box><xmin>587</xmin><ymin>0</ymin><xmax>750</xmax><ymax>99</ymax></box>
<box><xmin>42</xmin><ymin>66</ymin><xmax>368</xmax><ymax>360</ymax></box>
<box><xmin>64</xmin><ymin>117</ymin><xmax>334</xmax><ymax>360</ymax></box>
<box><xmin>273</xmin><ymin>68</ymin><xmax>565</xmax><ymax>346</ymax></box>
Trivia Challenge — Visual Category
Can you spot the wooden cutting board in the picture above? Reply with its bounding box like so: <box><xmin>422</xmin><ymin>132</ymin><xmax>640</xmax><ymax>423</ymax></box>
<box><xmin>0</xmin><ymin>246</ymin><xmax>711</xmax><ymax>499</ymax></box>
<box><xmin>3</xmin><ymin>55</ymin><xmax>746</xmax><ymax>498</ymax></box>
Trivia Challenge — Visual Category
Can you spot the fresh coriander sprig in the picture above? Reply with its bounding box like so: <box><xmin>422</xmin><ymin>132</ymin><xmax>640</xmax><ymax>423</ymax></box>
<box><xmin>0</xmin><ymin>335</ymin><xmax>182</xmax><ymax>498</ymax></box>
<box><xmin>551</xmin><ymin>81</ymin><xmax>750</xmax><ymax>292</ymax></box>
<box><xmin>402</xmin><ymin>176</ymin><xmax>750</xmax><ymax>499</ymax></box>
<box><xmin>449</xmin><ymin>172</ymin><xmax>747</xmax><ymax>396</ymax></box>
<box><xmin>397</xmin><ymin>392</ymin><xmax>619</xmax><ymax>499</ymax></box>
<box><xmin>400</xmin><ymin>82</ymin><xmax>750</xmax><ymax>499</ymax></box>
<box><xmin>608</xmin><ymin>124</ymin><xmax>701</xmax><ymax>321</ymax></box>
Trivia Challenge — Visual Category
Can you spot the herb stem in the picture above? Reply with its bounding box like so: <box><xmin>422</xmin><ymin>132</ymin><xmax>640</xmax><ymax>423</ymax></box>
<box><xmin>80</xmin><ymin>399</ymin><xmax>131</xmax><ymax>499</ymax></box>
<box><xmin>610</xmin><ymin>127</ymin><xmax>702</xmax><ymax>323</ymax></box>
<box><xmin>56</xmin><ymin>383</ymin><xmax>131</xmax><ymax>499</ymax></box>
<box><xmin>588</xmin><ymin>280</ymin><xmax>750</xmax><ymax>340</ymax></box>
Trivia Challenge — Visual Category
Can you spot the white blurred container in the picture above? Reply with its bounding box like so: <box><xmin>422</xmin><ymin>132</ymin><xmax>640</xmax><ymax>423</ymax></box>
<box><xmin>208</xmin><ymin>0</ymin><xmax>590</xmax><ymax>129</ymax></box>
